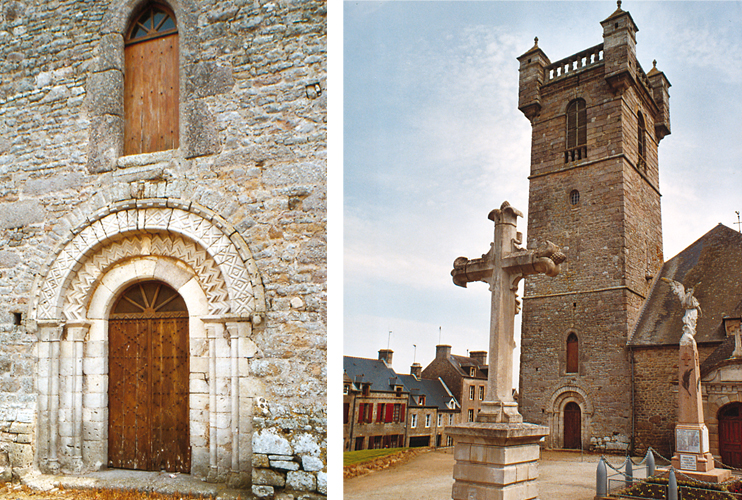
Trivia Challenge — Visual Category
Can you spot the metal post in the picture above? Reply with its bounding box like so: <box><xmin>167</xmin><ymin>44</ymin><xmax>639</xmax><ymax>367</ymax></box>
<box><xmin>596</xmin><ymin>457</ymin><xmax>607</xmax><ymax>497</ymax></box>
<box><xmin>625</xmin><ymin>456</ymin><xmax>633</xmax><ymax>488</ymax></box>
<box><xmin>646</xmin><ymin>448</ymin><xmax>655</xmax><ymax>476</ymax></box>
<box><xmin>668</xmin><ymin>468</ymin><xmax>678</xmax><ymax>500</ymax></box>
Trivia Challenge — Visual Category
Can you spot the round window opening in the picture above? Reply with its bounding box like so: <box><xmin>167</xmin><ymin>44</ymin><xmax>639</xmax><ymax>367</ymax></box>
<box><xmin>569</xmin><ymin>190</ymin><xmax>580</xmax><ymax>206</ymax></box>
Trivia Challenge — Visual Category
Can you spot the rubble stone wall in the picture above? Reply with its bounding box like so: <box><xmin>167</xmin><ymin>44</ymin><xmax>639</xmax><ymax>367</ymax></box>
<box><xmin>0</xmin><ymin>0</ymin><xmax>326</xmax><ymax>496</ymax></box>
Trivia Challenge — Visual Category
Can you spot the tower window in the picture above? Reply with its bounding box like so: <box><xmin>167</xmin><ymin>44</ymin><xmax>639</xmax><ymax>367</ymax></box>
<box><xmin>569</xmin><ymin>190</ymin><xmax>580</xmax><ymax>206</ymax></box>
<box><xmin>565</xmin><ymin>99</ymin><xmax>587</xmax><ymax>163</ymax></box>
<box><xmin>638</xmin><ymin>112</ymin><xmax>647</xmax><ymax>171</ymax></box>
<box><xmin>566</xmin><ymin>333</ymin><xmax>579</xmax><ymax>373</ymax></box>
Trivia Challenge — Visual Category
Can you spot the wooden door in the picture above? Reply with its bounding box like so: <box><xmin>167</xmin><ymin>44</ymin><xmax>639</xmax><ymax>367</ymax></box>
<box><xmin>563</xmin><ymin>402</ymin><xmax>581</xmax><ymax>450</ymax></box>
<box><xmin>124</xmin><ymin>5</ymin><xmax>179</xmax><ymax>155</ymax></box>
<box><xmin>108</xmin><ymin>281</ymin><xmax>190</xmax><ymax>472</ymax></box>
<box><xmin>719</xmin><ymin>403</ymin><xmax>742</xmax><ymax>468</ymax></box>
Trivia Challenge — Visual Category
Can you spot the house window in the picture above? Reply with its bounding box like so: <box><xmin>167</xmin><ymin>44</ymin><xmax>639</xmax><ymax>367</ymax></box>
<box><xmin>411</xmin><ymin>414</ymin><xmax>418</xmax><ymax>428</ymax></box>
<box><xmin>124</xmin><ymin>3</ymin><xmax>179</xmax><ymax>155</ymax></box>
<box><xmin>468</xmin><ymin>409</ymin><xmax>474</xmax><ymax>422</ymax></box>
<box><xmin>438</xmin><ymin>414</ymin><xmax>443</xmax><ymax>427</ymax></box>
<box><xmin>418</xmin><ymin>395</ymin><xmax>426</xmax><ymax>406</ymax></box>
<box><xmin>449</xmin><ymin>414</ymin><xmax>454</xmax><ymax>425</ymax></box>
<box><xmin>565</xmin><ymin>99</ymin><xmax>587</xmax><ymax>163</ymax></box>
<box><xmin>425</xmin><ymin>414</ymin><xmax>431</xmax><ymax>428</ymax></box>
<box><xmin>479</xmin><ymin>386</ymin><xmax>485</xmax><ymax>401</ymax></box>
<box><xmin>638</xmin><ymin>112</ymin><xmax>646</xmax><ymax>170</ymax></box>
<box><xmin>355</xmin><ymin>437</ymin><xmax>364</xmax><ymax>450</ymax></box>
<box><xmin>371</xmin><ymin>436</ymin><xmax>383</xmax><ymax>449</ymax></box>
<box><xmin>343</xmin><ymin>385</ymin><xmax>349</xmax><ymax>395</ymax></box>
<box><xmin>376</xmin><ymin>403</ymin><xmax>385</xmax><ymax>423</ymax></box>
<box><xmin>447</xmin><ymin>436</ymin><xmax>454</xmax><ymax>446</ymax></box>
<box><xmin>470</xmin><ymin>367</ymin><xmax>476</xmax><ymax>377</ymax></box>
<box><xmin>567</xmin><ymin>332</ymin><xmax>579</xmax><ymax>374</ymax></box>
<box><xmin>392</xmin><ymin>403</ymin><xmax>405</xmax><ymax>423</ymax></box>
<box><xmin>469</xmin><ymin>385</ymin><xmax>475</xmax><ymax>400</ymax></box>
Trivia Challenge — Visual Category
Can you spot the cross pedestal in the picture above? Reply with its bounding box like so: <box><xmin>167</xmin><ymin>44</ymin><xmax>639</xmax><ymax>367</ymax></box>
<box><xmin>449</xmin><ymin>202</ymin><xmax>565</xmax><ymax>499</ymax></box>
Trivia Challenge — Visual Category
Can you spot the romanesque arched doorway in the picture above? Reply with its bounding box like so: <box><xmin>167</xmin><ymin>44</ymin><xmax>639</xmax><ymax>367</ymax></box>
<box><xmin>563</xmin><ymin>402</ymin><xmax>581</xmax><ymax>449</ymax></box>
<box><xmin>108</xmin><ymin>280</ymin><xmax>190</xmax><ymax>472</ymax></box>
<box><xmin>718</xmin><ymin>403</ymin><xmax>742</xmax><ymax>468</ymax></box>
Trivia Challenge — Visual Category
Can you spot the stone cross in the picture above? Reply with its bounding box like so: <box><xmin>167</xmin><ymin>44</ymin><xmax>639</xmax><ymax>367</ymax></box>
<box><xmin>452</xmin><ymin>201</ymin><xmax>565</xmax><ymax>423</ymax></box>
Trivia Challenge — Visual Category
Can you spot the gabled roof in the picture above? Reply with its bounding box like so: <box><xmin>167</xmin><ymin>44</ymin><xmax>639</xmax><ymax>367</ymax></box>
<box><xmin>397</xmin><ymin>374</ymin><xmax>459</xmax><ymax>411</ymax></box>
<box><xmin>343</xmin><ymin>356</ymin><xmax>406</xmax><ymax>393</ymax></box>
<box><xmin>630</xmin><ymin>224</ymin><xmax>742</xmax><ymax>347</ymax></box>
<box><xmin>450</xmin><ymin>354</ymin><xmax>488</xmax><ymax>378</ymax></box>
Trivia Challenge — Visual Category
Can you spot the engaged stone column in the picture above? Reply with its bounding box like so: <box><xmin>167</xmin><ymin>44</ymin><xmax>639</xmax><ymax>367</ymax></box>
<box><xmin>66</xmin><ymin>322</ymin><xmax>89</xmax><ymax>472</ymax></box>
<box><xmin>38</xmin><ymin>320</ymin><xmax>64</xmax><ymax>473</ymax></box>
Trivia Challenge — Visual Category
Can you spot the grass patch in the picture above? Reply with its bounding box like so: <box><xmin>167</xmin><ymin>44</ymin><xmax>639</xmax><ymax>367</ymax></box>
<box><xmin>344</xmin><ymin>447</ymin><xmax>409</xmax><ymax>466</ymax></box>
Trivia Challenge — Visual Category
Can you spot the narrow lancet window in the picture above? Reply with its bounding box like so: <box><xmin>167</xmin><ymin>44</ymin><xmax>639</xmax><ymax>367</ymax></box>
<box><xmin>566</xmin><ymin>332</ymin><xmax>579</xmax><ymax>373</ymax></box>
<box><xmin>565</xmin><ymin>99</ymin><xmax>587</xmax><ymax>163</ymax></box>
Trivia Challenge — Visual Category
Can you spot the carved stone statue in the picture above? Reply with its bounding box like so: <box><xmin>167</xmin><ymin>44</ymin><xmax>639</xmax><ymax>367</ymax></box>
<box><xmin>662</xmin><ymin>277</ymin><xmax>702</xmax><ymax>345</ymax></box>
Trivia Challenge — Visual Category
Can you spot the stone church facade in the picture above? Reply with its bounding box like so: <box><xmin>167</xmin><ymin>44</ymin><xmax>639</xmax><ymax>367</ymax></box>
<box><xmin>0</xmin><ymin>0</ymin><xmax>326</xmax><ymax>497</ymax></box>
<box><xmin>518</xmin><ymin>4</ymin><xmax>671</xmax><ymax>452</ymax></box>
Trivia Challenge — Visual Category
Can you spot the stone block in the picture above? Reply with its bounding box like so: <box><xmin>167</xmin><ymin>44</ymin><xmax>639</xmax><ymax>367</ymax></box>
<box><xmin>253</xmin><ymin>467</ymin><xmax>285</xmax><ymax>487</ymax></box>
<box><xmin>86</xmin><ymin>70</ymin><xmax>124</xmax><ymax>117</ymax></box>
<box><xmin>253</xmin><ymin>428</ymin><xmax>292</xmax><ymax>455</ymax></box>
<box><xmin>316</xmin><ymin>471</ymin><xmax>327</xmax><ymax>495</ymax></box>
<box><xmin>253</xmin><ymin>454</ymin><xmax>270</xmax><ymax>468</ymax></box>
<box><xmin>270</xmin><ymin>460</ymin><xmax>299</xmax><ymax>471</ymax></box>
<box><xmin>183</xmin><ymin>100</ymin><xmax>220</xmax><ymax>159</ymax></box>
<box><xmin>301</xmin><ymin>455</ymin><xmax>323</xmax><ymax>472</ymax></box>
<box><xmin>94</xmin><ymin>34</ymin><xmax>125</xmax><ymax>73</ymax></box>
<box><xmin>0</xmin><ymin>200</ymin><xmax>44</xmax><ymax>230</ymax></box>
<box><xmin>286</xmin><ymin>471</ymin><xmax>316</xmax><ymax>492</ymax></box>
<box><xmin>88</xmin><ymin>114</ymin><xmax>124</xmax><ymax>174</ymax></box>
<box><xmin>252</xmin><ymin>485</ymin><xmax>274</xmax><ymax>498</ymax></box>
<box><xmin>187</xmin><ymin>61</ymin><xmax>235</xmax><ymax>97</ymax></box>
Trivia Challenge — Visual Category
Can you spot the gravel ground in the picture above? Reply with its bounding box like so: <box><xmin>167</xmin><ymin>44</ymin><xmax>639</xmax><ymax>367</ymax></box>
<box><xmin>343</xmin><ymin>448</ymin><xmax>619</xmax><ymax>500</ymax></box>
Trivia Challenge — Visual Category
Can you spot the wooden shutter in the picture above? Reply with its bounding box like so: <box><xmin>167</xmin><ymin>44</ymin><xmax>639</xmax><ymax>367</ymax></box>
<box><xmin>357</xmin><ymin>403</ymin><xmax>364</xmax><ymax>424</ymax></box>
<box><xmin>385</xmin><ymin>403</ymin><xmax>394</xmax><ymax>423</ymax></box>
<box><xmin>124</xmin><ymin>5</ymin><xmax>179</xmax><ymax>155</ymax></box>
<box><xmin>376</xmin><ymin>403</ymin><xmax>384</xmax><ymax>422</ymax></box>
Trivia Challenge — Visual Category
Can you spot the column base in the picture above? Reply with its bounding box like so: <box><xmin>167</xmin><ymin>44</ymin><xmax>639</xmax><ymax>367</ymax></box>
<box><xmin>477</xmin><ymin>401</ymin><xmax>523</xmax><ymax>423</ymax></box>
<box><xmin>448</xmin><ymin>422</ymin><xmax>547</xmax><ymax>500</ymax></box>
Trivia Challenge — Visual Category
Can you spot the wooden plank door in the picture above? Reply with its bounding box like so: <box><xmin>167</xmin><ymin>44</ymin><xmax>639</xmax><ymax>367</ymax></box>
<box><xmin>108</xmin><ymin>281</ymin><xmax>190</xmax><ymax>472</ymax></box>
<box><xmin>124</xmin><ymin>33</ymin><xmax>179</xmax><ymax>155</ymax></box>
<box><xmin>719</xmin><ymin>404</ymin><xmax>742</xmax><ymax>468</ymax></box>
<box><xmin>563</xmin><ymin>402</ymin><xmax>581</xmax><ymax>450</ymax></box>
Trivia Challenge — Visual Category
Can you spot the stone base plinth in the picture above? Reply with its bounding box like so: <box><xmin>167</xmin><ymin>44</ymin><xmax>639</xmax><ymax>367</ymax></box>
<box><xmin>448</xmin><ymin>422</ymin><xmax>548</xmax><ymax>500</ymax></box>
<box><xmin>671</xmin><ymin>451</ymin><xmax>715</xmax><ymax>473</ymax></box>
<box><xmin>658</xmin><ymin>466</ymin><xmax>732</xmax><ymax>483</ymax></box>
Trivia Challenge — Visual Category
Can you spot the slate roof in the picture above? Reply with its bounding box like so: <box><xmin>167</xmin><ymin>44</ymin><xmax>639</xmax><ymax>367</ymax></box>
<box><xmin>343</xmin><ymin>356</ymin><xmax>405</xmax><ymax>393</ymax></box>
<box><xmin>630</xmin><ymin>224</ymin><xmax>742</xmax><ymax>347</ymax></box>
<box><xmin>450</xmin><ymin>354</ymin><xmax>488</xmax><ymax>378</ymax></box>
<box><xmin>397</xmin><ymin>374</ymin><xmax>458</xmax><ymax>410</ymax></box>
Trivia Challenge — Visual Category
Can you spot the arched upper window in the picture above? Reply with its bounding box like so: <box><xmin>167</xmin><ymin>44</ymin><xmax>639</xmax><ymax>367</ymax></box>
<box><xmin>565</xmin><ymin>99</ymin><xmax>587</xmax><ymax>163</ymax></box>
<box><xmin>124</xmin><ymin>4</ymin><xmax>179</xmax><ymax>155</ymax></box>
<box><xmin>637</xmin><ymin>112</ymin><xmax>646</xmax><ymax>169</ymax></box>
<box><xmin>566</xmin><ymin>332</ymin><xmax>579</xmax><ymax>373</ymax></box>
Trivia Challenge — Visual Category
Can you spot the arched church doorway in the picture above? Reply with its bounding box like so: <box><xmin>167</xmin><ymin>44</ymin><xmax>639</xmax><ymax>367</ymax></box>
<box><xmin>108</xmin><ymin>280</ymin><xmax>190</xmax><ymax>472</ymax></box>
<box><xmin>718</xmin><ymin>403</ymin><xmax>742</xmax><ymax>468</ymax></box>
<box><xmin>563</xmin><ymin>402</ymin><xmax>581</xmax><ymax>449</ymax></box>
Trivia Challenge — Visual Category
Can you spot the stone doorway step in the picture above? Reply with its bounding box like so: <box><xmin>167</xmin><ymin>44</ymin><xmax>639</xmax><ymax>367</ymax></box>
<box><xmin>20</xmin><ymin>469</ymin><xmax>246</xmax><ymax>499</ymax></box>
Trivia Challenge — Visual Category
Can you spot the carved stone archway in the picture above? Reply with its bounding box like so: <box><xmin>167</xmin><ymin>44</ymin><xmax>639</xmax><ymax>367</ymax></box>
<box><xmin>32</xmin><ymin>199</ymin><xmax>265</xmax><ymax>486</ymax></box>
<box><xmin>547</xmin><ymin>385</ymin><xmax>594</xmax><ymax>449</ymax></box>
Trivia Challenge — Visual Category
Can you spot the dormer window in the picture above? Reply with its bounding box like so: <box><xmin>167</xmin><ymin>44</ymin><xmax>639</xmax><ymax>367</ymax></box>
<box><xmin>343</xmin><ymin>385</ymin><xmax>349</xmax><ymax>395</ymax></box>
<box><xmin>418</xmin><ymin>395</ymin><xmax>426</xmax><ymax>406</ymax></box>
<box><xmin>470</xmin><ymin>367</ymin><xmax>476</xmax><ymax>377</ymax></box>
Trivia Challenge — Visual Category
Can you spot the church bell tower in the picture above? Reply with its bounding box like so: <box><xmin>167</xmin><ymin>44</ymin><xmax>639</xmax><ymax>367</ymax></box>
<box><xmin>517</xmin><ymin>3</ymin><xmax>671</xmax><ymax>451</ymax></box>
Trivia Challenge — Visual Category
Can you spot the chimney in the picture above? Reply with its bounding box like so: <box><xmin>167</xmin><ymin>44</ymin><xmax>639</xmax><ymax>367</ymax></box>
<box><xmin>470</xmin><ymin>351</ymin><xmax>487</xmax><ymax>366</ymax></box>
<box><xmin>410</xmin><ymin>362</ymin><xmax>422</xmax><ymax>379</ymax></box>
<box><xmin>378</xmin><ymin>349</ymin><xmax>393</xmax><ymax>367</ymax></box>
<box><xmin>436</xmin><ymin>344</ymin><xmax>451</xmax><ymax>359</ymax></box>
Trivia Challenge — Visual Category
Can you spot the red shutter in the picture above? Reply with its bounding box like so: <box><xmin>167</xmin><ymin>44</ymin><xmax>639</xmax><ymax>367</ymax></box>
<box><xmin>385</xmin><ymin>403</ymin><xmax>394</xmax><ymax>423</ymax></box>
<box><xmin>358</xmin><ymin>403</ymin><xmax>364</xmax><ymax>424</ymax></box>
<box><xmin>376</xmin><ymin>403</ymin><xmax>384</xmax><ymax>422</ymax></box>
<box><xmin>344</xmin><ymin>403</ymin><xmax>349</xmax><ymax>424</ymax></box>
<box><xmin>400</xmin><ymin>404</ymin><xmax>406</xmax><ymax>423</ymax></box>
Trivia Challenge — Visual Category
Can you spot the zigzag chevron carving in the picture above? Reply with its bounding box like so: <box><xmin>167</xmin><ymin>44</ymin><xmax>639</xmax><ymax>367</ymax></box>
<box><xmin>64</xmin><ymin>233</ymin><xmax>233</xmax><ymax>320</ymax></box>
<box><xmin>35</xmin><ymin>204</ymin><xmax>261</xmax><ymax>321</ymax></box>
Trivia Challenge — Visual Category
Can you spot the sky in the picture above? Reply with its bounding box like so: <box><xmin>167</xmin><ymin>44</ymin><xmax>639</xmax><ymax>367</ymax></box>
<box><xmin>342</xmin><ymin>0</ymin><xmax>742</xmax><ymax>383</ymax></box>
